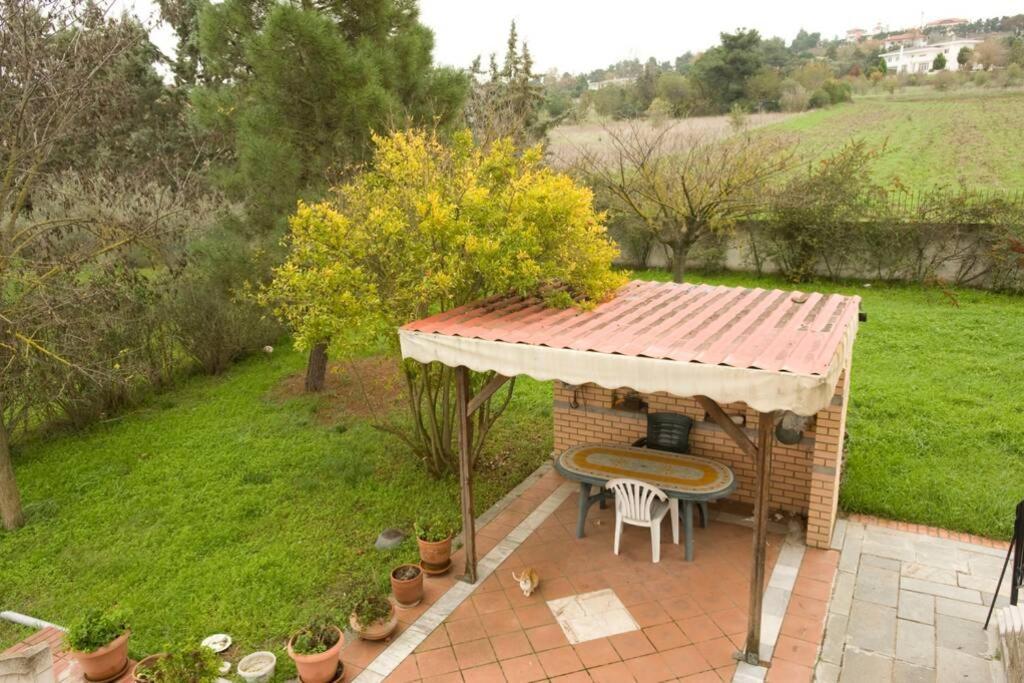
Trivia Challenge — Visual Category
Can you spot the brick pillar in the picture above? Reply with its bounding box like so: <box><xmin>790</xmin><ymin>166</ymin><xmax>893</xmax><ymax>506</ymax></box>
<box><xmin>805</xmin><ymin>366</ymin><xmax>851</xmax><ymax>548</ymax></box>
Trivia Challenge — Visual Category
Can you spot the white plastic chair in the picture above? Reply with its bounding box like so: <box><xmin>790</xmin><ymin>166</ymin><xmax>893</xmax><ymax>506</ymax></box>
<box><xmin>605</xmin><ymin>478</ymin><xmax>679</xmax><ymax>563</ymax></box>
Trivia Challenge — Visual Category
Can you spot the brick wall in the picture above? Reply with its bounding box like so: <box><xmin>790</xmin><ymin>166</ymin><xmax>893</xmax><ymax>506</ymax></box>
<box><xmin>552</xmin><ymin>373</ymin><xmax>848</xmax><ymax>548</ymax></box>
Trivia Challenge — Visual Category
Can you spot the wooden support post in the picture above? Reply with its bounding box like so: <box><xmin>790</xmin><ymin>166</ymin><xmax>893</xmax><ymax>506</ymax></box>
<box><xmin>695</xmin><ymin>395</ymin><xmax>756</xmax><ymax>460</ymax></box>
<box><xmin>744</xmin><ymin>410</ymin><xmax>777</xmax><ymax>665</ymax></box>
<box><xmin>467</xmin><ymin>373</ymin><xmax>509</xmax><ymax>416</ymax></box>
<box><xmin>455</xmin><ymin>365</ymin><xmax>477</xmax><ymax>583</ymax></box>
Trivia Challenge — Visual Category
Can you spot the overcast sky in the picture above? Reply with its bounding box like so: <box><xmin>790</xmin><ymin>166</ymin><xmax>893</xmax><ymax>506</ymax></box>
<box><xmin>129</xmin><ymin>0</ymin><xmax>1020</xmax><ymax>75</ymax></box>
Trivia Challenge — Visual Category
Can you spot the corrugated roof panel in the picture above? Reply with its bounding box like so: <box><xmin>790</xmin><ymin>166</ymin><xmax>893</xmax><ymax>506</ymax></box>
<box><xmin>401</xmin><ymin>280</ymin><xmax>860</xmax><ymax>377</ymax></box>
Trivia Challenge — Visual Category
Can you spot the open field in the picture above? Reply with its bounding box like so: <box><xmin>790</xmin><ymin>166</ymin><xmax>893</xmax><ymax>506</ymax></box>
<box><xmin>2</xmin><ymin>271</ymin><xmax>1023</xmax><ymax>664</ymax></box>
<box><xmin>764</xmin><ymin>89</ymin><xmax>1024</xmax><ymax>192</ymax></box>
<box><xmin>546</xmin><ymin>112</ymin><xmax>796</xmax><ymax>165</ymax></box>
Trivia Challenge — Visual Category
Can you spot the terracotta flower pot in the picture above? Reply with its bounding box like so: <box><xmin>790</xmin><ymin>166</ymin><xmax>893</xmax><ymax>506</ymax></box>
<box><xmin>286</xmin><ymin>626</ymin><xmax>343</xmax><ymax>683</ymax></box>
<box><xmin>417</xmin><ymin>535</ymin><xmax>452</xmax><ymax>569</ymax></box>
<box><xmin>131</xmin><ymin>653</ymin><xmax>166</xmax><ymax>682</ymax></box>
<box><xmin>70</xmin><ymin>630</ymin><xmax>131</xmax><ymax>682</ymax></box>
<box><xmin>390</xmin><ymin>564</ymin><xmax>424</xmax><ymax>607</ymax></box>
<box><xmin>348</xmin><ymin>603</ymin><xmax>398</xmax><ymax>641</ymax></box>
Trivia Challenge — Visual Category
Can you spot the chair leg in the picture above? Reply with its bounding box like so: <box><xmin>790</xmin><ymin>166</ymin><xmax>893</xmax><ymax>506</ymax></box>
<box><xmin>651</xmin><ymin>522</ymin><xmax>661</xmax><ymax>563</ymax></box>
<box><xmin>670</xmin><ymin>500</ymin><xmax>680</xmax><ymax>544</ymax></box>
<box><xmin>613</xmin><ymin>515</ymin><xmax>623</xmax><ymax>556</ymax></box>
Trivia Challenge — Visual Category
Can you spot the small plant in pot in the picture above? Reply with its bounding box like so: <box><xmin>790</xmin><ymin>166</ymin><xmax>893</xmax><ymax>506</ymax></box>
<box><xmin>415</xmin><ymin>517</ymin><xmax>453</xmax><ymax>573</ymax></box>
<box><xmin>390</xmin><ymin>563</ymin><xmax>424</xmax><ymax>607</ymax></box>
<box><xmin>286</xmin><ymin>616</ymin><xmax>343</xmax><ymax>683</ymax></box>
<box><xmin>345</xmin><ymin>581</ymin><xmax>398</xmax><ymax>641</ymax></box>
<box><xmin>132</xmin><ymin>643</ymin><xmax>221</xmax><ymax>682</ymax></box>
<box><xmin>64</xmin><ymin>608</ymin><xmax>131</xmax><ymax>681</ymax></box>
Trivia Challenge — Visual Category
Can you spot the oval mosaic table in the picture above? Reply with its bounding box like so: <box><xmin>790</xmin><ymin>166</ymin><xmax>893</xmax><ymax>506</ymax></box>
<box><xmin>555</xmin><ymin>443</ymin><xmax>737</xmax><ymax>561</ymax></box>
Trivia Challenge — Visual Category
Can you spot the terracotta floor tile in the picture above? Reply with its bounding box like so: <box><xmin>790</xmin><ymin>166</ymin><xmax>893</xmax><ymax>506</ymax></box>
<box><xmin>461</xmin><ymin>662</ymin><xmax>506</xmax><ymax>683</ymax></box>
<box><xmin>416</xmin><ymin>646</ymin><xmax>460</xmax><ymax>677</ymax></box>
<box><xmin>706</xmin><ymin>608</ymin><xmax>746</xmax><ymax>637</ymax></box>
<box><xmin>623</xmin><ymin>652</ymin><xmax>674</xmax><ymax>683</ymax></box>
<box><xmin>569</xmin><ymin>571</ymin><xmax>609</xmax><ymax>594</ymax></box>
<box><xmin>589</xmin><ymin>661</ymin><xmax>637</xmax><ymax>683</ymax></box>
<box><xmin>490</xmin><ymin>631</ymin><xmax>532</xmax><ymax>660</ymax></box>
<box><xmin>677</xmin><ymin>671</ymin><xmax>720</xmax><ymax>682</ymax></box>
<box><xmin>606</xmin><ymin>582</ymin><xmax>651</xmax><ymax>606</ymax></box>
<box><xmin>421</xmin><ymin>672</ymin><xmax>465</xmax><ymax>683</ymax></box>
<box><xmin>573</xmin><ymin>637</ymin><xmax>621</xmax><ymax>668</ymax></box>
<box><xmin>791</xmin><ymin>576</ymin><xmax>831</xmax><ymax>602</ymax></box>
<box><xmin>474</xmin><ymin>590</ymin><xmax>513</xmax><ymax>615</ymax></box>
<box><xmin>787</xmin><ymin>595</ymin><xmax>828</xmax><ymax>624</ymax></box>
<box><xmin>714</xmin><ymin>662</ymin><xmax>737</xmax><ymax>680</ymax></box>
<box><xmin>416</xmin><ymin>627</ymin><xmax>452</xmax><ymax>652</ymax></box>
<box><xmin>385</xmin><ymin>656</ymin><xmax>420</xmax><ymax>683</ymax></box>
<box><xmin>449</xmin><ymin>600</ymin><xmax>479</xmax><ymax>622</ymax></box>
<box><xmin>480</xmin><ymin>609</ymin><xmax>522</xmax><ymax>637</ymax></box>
<box><xmin>454</xmin><ymin>638</ymin><xmax>497</xmax><ymax>669</ymax></box>
<box><xmin>643</xmin><ymin>622</ymin><xmax>690</xmax><ymax>651</ymax></box>
<box><xmin>447</xmin><ymin>617</ymin><xmax>488</xmax><ymax>645</ymax></box>
<box><xmin>526</xmin><ymin>623</ymin><xmax>569</xmax><ymax>652</ymax></box>
<box><xmin>676</xmin><ymin>614</ymin><xmax>724</xmax><ymax>643</ymax></box>
<box><xmin>692</xmin><ymin>636</ymin><xmax>736</xmax><ymax>669</ymax></box>
<box><xmin>540</xmin><ymin>576</ymin><xmax>576</xmax><ymax>601</ymax></box>
<box><xmin>659</xmin><ymin>645</ymin><xmax>712</xmax><ymax>678</ymax></box>
<box><xmin>691</xmin><ymin>591</ymin><xmax>735</xmax><ymax>614</ymax></box>
<box><xmin>550</xmin><ymin>671</ymin><xmax>593</xmax><ymax>682</ymax></box>
<box><xmin>628</xmin><ymin>601</ymin><xmax>673</xmax><ymax>628</ymax></box>
<box><xmin>765</xmin><ymin>657</ymin><xmax>813</xmax><ymax>683</ymax></box>
<box><xmin>609</xmin><ymin>630</ymin><xmax>656</xmax><ymax>659</ymax></box>
<box><xmin>513</xmin><ymin>604</ymin><xmax>555</xmax><ymax>629</ymax></box>
<box><xmin>779</xmin><ymin>614</ymin><xmax>823</xmax><ymax>644</ymax></box>
<box><xmin>499</xmin><ymin>653</ymin><xmax>547</xmax><ymax>683</ymax></box>
<box><xmin>663</xmin><ymin>596</ymin><xmax>703</xmax><ymax>620</ymax></box>
<box><xmin>773</xmin><ymin>634</ymin><xmax>819</xmax><ymax>668</ymax></box>
<box><xmin>537</xmin><ymin>645</ymin><xmax>584</xmax><ymax>677</ymax></box>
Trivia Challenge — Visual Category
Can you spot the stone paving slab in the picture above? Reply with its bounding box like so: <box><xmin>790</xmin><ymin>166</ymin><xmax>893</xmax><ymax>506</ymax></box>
<box><xmin>818</xmin><ymin>518</ymin><xmax>1005</xmax><ymax>683</ymax></box>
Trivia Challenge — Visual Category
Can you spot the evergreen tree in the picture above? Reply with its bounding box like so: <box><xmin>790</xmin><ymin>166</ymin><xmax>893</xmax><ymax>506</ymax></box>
<box><xmin>691</xmin><ymin>29</ymin><xmax>764</xmax><ymax>112</ymax></box>
<box><xmin>932</xmin><ymin>53</ymin><xmax>947</xmax><ymax>71</ymax></box>
<box><xmin>191</xmin><ymin>0</ymin><xmax>467</xmax><ymax>236</ymax></box>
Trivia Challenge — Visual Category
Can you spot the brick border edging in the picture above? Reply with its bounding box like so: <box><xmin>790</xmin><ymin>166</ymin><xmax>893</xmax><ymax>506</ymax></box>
<box><xmin>844</xmin><ymin>514</ymin><xmax>1007</xmax><ymax>549</ymax></box>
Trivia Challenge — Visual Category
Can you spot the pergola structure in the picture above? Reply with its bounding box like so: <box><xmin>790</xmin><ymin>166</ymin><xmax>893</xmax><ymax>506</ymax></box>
<box><xmin>399</xmin><ymin>279</ymin><xmax>861</xmax><ymax>664</ymax></box>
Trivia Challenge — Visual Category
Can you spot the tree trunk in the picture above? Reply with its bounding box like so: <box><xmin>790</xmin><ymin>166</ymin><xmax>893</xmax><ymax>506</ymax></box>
<box><xmin>0</xmin><ymin>408</ymin><xmax>25</xmax><ymax>531</ymax></box>
<box><xmin>304</xmin><ymin>342</ymin><xmax>328</xmax><ymax>392</ymax></box>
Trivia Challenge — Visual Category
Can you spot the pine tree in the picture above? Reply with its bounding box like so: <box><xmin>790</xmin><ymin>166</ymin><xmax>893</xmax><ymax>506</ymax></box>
<box><xmin>191</xmin><ymin>0</ymin><xmax>467</xmax><ymax>235</ymax></box>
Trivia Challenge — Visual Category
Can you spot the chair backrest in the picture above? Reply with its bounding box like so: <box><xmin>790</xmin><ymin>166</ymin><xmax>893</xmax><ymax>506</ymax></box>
<box><xmin>605</xmin><ymin>478</ymin><xmax>668</xmax><ymax>522</ymax></box>
<box><xmin>646</xmin><ymin>412</ymin><xmax>693</xmax><ymax>454</ymax></box>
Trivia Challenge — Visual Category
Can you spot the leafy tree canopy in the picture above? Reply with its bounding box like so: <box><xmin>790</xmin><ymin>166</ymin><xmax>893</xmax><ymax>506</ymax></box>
<box><xmin>691</xmin><ymin>29</ymin><xmax>764</xmax><ymax>111</ymax></box>
<box><xmin>191</xmin><ymin>0</ymin><xmax>468</xmax><ymax>233</ymax></box>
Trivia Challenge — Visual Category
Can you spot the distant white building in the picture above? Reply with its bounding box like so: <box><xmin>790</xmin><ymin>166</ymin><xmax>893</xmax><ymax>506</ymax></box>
<box><xmin>587</xmin><ymin>77</ymin><xmax>633</xmax><ymax>91</ymax></box>
<box><xmin>880</xmin><ymin>39</ymin><xmax>981</xmax><ymax>74</ymax></box>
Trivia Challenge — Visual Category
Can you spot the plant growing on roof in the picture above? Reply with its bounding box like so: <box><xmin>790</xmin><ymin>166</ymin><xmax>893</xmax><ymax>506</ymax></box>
<box><xmin>261</xmin><ymin>129</ymin><xmax>625</xmax><ymax>476</ymax></box>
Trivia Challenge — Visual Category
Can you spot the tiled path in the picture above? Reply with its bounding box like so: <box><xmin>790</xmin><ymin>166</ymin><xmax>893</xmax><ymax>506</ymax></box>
<box><xmin>350</xmin><ymin>466</ymin><xmax>840</xmax><ymax>683</ymax></box>
<box><xmin>816</xmin><ymin>518</ymin><xmax>1005</xmax><ymax>682</ymax></box>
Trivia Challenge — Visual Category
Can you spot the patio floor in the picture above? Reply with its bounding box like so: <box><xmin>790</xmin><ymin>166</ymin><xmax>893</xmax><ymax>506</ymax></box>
<box><xmin>344</xmin><ymin>465</ymin><xmax>839</xmax><ymax>683</ymax></box>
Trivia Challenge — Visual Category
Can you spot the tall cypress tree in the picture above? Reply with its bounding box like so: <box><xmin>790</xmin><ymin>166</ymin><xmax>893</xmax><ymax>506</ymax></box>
<box><xmin>192</xmin><ymin>0</ymin><xmax>467</xmax><ymax>234</ymax></box>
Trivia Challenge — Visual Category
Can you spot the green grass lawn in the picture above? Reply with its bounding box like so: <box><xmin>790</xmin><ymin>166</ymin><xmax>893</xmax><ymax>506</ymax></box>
<box><xmin>766</xmin><ymin>90</ymin><xmax>1024</xmax><ymax>192</ymax></box>
<box><xmin>0</xmin><ymin>348</ymin><xmax>553</xmax><ymax>667</ymax></box>
<box><xmin>2</xmin><ymin>270</ymin><xmax>1023</xmax><ymax>667</ymax></box>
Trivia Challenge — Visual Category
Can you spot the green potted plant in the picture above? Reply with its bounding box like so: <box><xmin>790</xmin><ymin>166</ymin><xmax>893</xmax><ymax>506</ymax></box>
<box><xmin>415</xmin><ymin>517</ymin><xmax>453</xmax><ymax>573</ymax></box>
<box><xmin>346</xmin><ymin>582</ymin><xmax>398</xmax><ymax>641</ymax></box>
<box><xmin>286</xmin><ymin>616</ymin><xmax>343</xmax><ymax>683</ymax></box>
<box><xmin>64</xmin><ymin>609</ymin><xmax>131</xmax><ymax>681</ymax></box>
<box><xmin>390</xmin><ymin>563</ymin><xmax>424</xmax><ymax>607</ymax></box>
<box><xmin>131</xmin><ymin>643</ymin><xmax>221</xmax><ymax>682</ymax></box>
